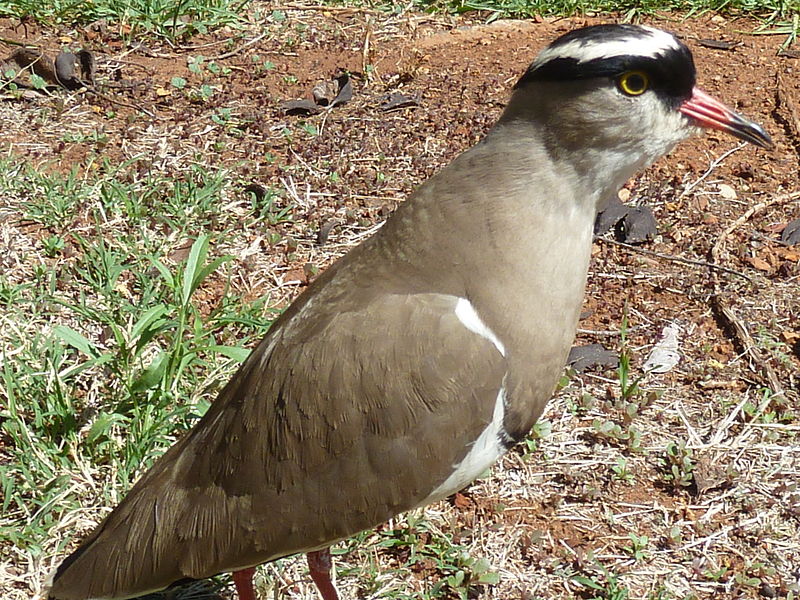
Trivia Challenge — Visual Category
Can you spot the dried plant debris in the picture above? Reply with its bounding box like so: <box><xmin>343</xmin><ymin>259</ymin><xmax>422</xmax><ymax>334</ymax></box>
<box><xmin>380</xmin><ymin>92</ymin><xmax>420</xmax><ymax>112</ymax></box>
<box><xmin>280</xmin><ymin>98</ymin><xmax>322</xmax><ymax>115</ymax></box>
<box><xmin>0</xmin><ymin>48</ymin><xmax>57</xmax><ymax>86</ymax></box>
<box><xmin>0</xmin><ymin>47</ymin><xmax>95</xmax><ymax>90</ymax></box>
<box><xmin>696</xmin><ymin>38</ymin><xmax>741</xmax><ymax>51</ymax></box>
<box><xmin>282</xmin><ymin>72</ymin><xmax>352</xmax><ymax>115</ymax></box>
<box><xmin>567</xmin><ymin>343</ymin><xmax>619</xmax><ymax>373</ymax></box>
<box><xmin>595</xmin><ymin>197</ymin><xmax>658</xmax><ymax>243</ymax></box>
<box><xmin>316</xmin><ymin>219</ymin><xmax>340</xmax><ymax>245</ymax></box>
<box><xmin>55</xmin><ymin>50</ymin><xmax>96</xmax><ymax>89</ymax></box>
<box><xmin>242</xmin><ymin>182</ymin><xmax>270</xmax><ymax>204</ymax></box>
<box><xmin>312</xmin><ymin>72</ymin><xmax>352</xmax><ymax>107</ymax></box>
<box><xmin>642</xmin><ymin>322</ymin><xmax>682</xmax><ymax>373</ymax></box>
<box><xmin>693</xmin><ymin>451</ymin><xmax>734</xmax><ymax>496</ymax></box>
<box><xmin>618</xmin><ymin>205</ymin><xmax>657</xmax><ymax>243</ymax></box>
<box><xmin>594</xmin><ymin>196</ymin><xmax>630</xmax><ymax>235</ymax></box>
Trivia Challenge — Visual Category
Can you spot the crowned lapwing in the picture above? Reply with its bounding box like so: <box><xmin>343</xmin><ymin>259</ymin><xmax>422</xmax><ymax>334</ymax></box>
<box><xmin>46</xmin><ymin>23</ymin><xmax>771</xmax><ymax>600</ymax></box>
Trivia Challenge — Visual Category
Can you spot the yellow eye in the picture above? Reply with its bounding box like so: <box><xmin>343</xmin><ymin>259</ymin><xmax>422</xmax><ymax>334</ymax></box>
<box><xmin>617</xmin><ymin>71</ymin><xmax>650</xmax><ymax>96</ymax></box>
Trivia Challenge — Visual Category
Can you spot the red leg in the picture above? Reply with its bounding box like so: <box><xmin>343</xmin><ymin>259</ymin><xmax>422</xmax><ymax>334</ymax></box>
<box><xmin>307</xmin><ymin>548</ymin><xmax>340</xmax><ymax>600</ymax></box>
<box><xmin>232</xmin><ymin>567</ymin><xmax>257</xmax><ymax>600</ymax></box>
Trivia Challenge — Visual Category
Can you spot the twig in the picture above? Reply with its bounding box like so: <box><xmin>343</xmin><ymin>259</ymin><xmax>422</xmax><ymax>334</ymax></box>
<box><xmin>679</xmin><ymin>143</ymin><xmax>746</xmax><ymax>199</ymax></box>
<box><xmin>710</xmin><ymin>191</ymin><xmax>800</xmax><ymax>264</ymax></box>
<box><xmin>598</xmin><ymin>237</ymin><xmax>754</xmax><ymax>282</ymax></box>
<box><xmin>212</xmin><ymin>32</ymin><xmax>269</xmax><ymax>61</ymax></box>
<box><xmin>704</xmin><ymin>192</ymin><xmax>800</xmax><ymax>400</ymax></box>
<box><xmin>362</xmin><ymin>18</ymin><xmax>373</xmax><ymax>76</ymax></box>
<box><xmin>677</xmin><ymin>516</ymin><xmax>761</xmax><ymax>551</ymax></box>
<box><xmin>0</xmin><ymin>37</ymin><xmax>36</xmax><ymax>48</ymax></box>
<box><xmin>775</xmin><ymin>73</ymin><xmax>800</xmax><ymax>156</ymax></box>
<box><xmin>707</xmin><ymin>394</ymin><xmax>750</xmax><ymax>446</ymax></box>
<box><xmin>80</xmin><ymin>86</ymin><xmax>158</xmax><ymax>119</ymax></box>
<box><xmin>710</xmin><ymin>295</ymin><xmax>785</xmax><ymax>399</ymax></box>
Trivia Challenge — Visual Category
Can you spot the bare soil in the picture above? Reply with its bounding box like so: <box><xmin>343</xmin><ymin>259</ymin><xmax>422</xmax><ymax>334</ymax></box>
<box><xmin>1</xmin><ymin>6</ymin><xmax>799</xmax><ymax>600</ymax></box>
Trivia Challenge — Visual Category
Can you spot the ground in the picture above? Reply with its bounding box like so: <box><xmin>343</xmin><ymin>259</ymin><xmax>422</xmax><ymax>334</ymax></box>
<box><xmin>1</xmin><ymin>5</ymin><xmax>799</xmax><ymax>600</ymax></box>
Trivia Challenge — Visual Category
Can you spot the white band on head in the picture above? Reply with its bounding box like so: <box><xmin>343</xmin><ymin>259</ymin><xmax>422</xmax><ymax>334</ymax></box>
<box><xmin>531</xmin><ymin>26</ymin><xmax>682</xmax><ymax>71</ymax></box>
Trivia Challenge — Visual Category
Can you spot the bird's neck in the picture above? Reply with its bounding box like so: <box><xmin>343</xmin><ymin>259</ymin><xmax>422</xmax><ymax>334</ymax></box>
<box><xmin>488</xmin><ymin>119</ymin><xmax>634</xmax><ymax>212</ymax></box>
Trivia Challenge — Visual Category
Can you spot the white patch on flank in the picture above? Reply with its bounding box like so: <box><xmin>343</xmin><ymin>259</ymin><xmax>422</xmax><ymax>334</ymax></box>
<box><xmin>454</xmin><ymin>298</ymin><xmax>505</xmax><ymax>357</ymax></box>
<box><xmin>423</xmin><ymin>387</ymin><xmax>509</xmax><ymax>504</ymax></box>
<box><xmin>532</xmin><ymin>26</ymin><xmax>682</xmax><ymax>70</ymax></box>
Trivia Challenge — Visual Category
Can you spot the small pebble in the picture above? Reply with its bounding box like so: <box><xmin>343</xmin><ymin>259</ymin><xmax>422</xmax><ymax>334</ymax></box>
<box><xmin>718</xmin><ymin>183</ymin><xmax>737</xmax><ymax>199</ymax></box>
<box><xmin>719</xmin><ymin>183</ymin><xmax>736</xmax><ymax>200</ymax></box>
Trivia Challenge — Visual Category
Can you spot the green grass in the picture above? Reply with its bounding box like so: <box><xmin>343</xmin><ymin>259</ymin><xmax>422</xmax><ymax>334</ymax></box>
<box><xmin>416</xmin><ymin>0</ymin><xmax>798</xmax><ymax>19</ymax></box>
<box><xmin>0</xmin><ymin>158</ymin><xmax>279</xmax><ymax>556</ymax></box>
<box><xmin>1</xmin><ymin>0</ymin><xmax>798</xmax><ymax>40</ymax></box>
<box><xmin>0</xmin><ymin>0</ymin><xmax>250</xmax><ymax>40</ymax></box>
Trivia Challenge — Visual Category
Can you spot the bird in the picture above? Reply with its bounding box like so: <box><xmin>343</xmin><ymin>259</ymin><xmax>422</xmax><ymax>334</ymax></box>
<box><xmin>46</xmin><ymin>23</ymin><xmax>771</xmax><ymax>600</ymax></box>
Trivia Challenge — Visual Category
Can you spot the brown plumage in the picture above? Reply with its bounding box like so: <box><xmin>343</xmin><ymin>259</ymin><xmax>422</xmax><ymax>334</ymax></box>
<box><xmin>47</xmin><ymin>24</ymin><xmax>771</xmax><ymax>600</ymax></box>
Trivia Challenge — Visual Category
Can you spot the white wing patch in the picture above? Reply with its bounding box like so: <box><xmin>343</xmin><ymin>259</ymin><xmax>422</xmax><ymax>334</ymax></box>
<box><xmin>422</xmin><ymin>387</ymin><xmax>509</xmax><ymax>504</ymax></box>
<box><xmin>532</xmin><ymin>26</ymin><xmax>681</xmax><ymax>70</ymax></box>
<box><xmin>454</xmin><ymin>298</ymin><xmax>505</xmax><ymax>357</ymax></box>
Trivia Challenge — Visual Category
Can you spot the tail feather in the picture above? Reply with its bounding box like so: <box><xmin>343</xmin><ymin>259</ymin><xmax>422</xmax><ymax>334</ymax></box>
<box><xmin>46</xmin><ymin>490</ymin><xmax>183</xmax><ymax>600</ymax></box>
<box><xmin>46</xmin><ymin>472</ymin><xmax>258</xmax><ymax>599</ymax></box>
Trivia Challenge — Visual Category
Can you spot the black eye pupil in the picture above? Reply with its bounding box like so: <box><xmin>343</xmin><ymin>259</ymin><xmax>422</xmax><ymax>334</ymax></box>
<box><xmin>627</xmin><ymin>74</ymin><xmax>645</xmax><ymax>91</ymax></box>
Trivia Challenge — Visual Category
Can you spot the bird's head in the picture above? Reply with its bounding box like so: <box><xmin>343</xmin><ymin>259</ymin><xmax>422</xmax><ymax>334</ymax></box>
<box><xmin>500</xmin><ymin>24</ymin><xmax>771</xmax><ymax>192</ymax></box>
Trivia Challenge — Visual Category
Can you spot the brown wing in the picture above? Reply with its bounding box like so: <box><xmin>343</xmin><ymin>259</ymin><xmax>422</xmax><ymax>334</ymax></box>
<box><xmin>48</xmin><ymin>291</ymin><xmax>506</xmax><ymax>600</ymax></box>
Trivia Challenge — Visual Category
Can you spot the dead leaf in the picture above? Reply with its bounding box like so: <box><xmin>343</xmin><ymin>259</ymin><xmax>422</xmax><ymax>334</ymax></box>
<box><xmin>746</xmin><ymin>256</ymin><xmax>771</xmax><ymax>271</ymax></box>
<box><xmin>77</xmin><ymin>49</ymin><xmax>96</xmax><ymax>86</ymax></box>
<box><xmin>697</xmin><ymin>38</ymin><xmax>740</xmax><ymax>50</ymax></box>
<box><xmin>329</xmin><ymin>73</ymin><xmax>352</xmax><ymax>107</ymax></box>
<box><xmin>593</xmin><ymin>197</ymin><xmax>629</xmax><ymax>235</ymax></box>
<box><xmin>155</xmin><ymin>86</ymin><xmax>171</xmax><ymax>97</ymax></box>
<box><xmin>619</xmin><ymin>205</ymin><xmax>657</xmax><ymax>244</ymax></box>
<box><xmin>567</xmin><ymin>343</ymin><xmax>618</xmax><ymax>373</ymax></box>
<box><xmin>643</xmin><ymin>322</ymin><xmax>682</xmax><ymax>373</ymax></box>
<box><xmin>312</xmin><ymin>72</ymin><xmax>352</xmax><ymax>107</ymax></box>
<box><xmin>316</xmin><ymin>219</ymin><xmax>339</xmax><ymax>245</ymax></box>
<box><xmin>1</xmin><ymin>48</ymin><xmax>59</xmax><ymax>87</ymax></box>
<box><xmin>380</xmin><ymin>92</ymin><xmax>420</xmax><ymax>112</ymax></box>
<box><xmin>312</xmin><ymin>79</ymin><xmax>339</xmax><ymax>105</ymax></box>
<box><xmin>167</xmin><ymin>242</ymin><xmax>193</xmax><ymax>263</ymax></box>
<box><xmin>243</xmin><ymin>183</ymin><xmax>269</xmax><ymax>204</ymax></box>
<box><xmin>693</xmin><ymin>452</ymin><xmax>730</xmax><ymax>496</ymax></box>
<box><xmin>280</xmin><ymin>98</ymin><xmax>321</xmax><ymax>115</ymax></box>
<box><xmin>55</xmin><ymin>52</ymin><xmax>81</xmax><ymax>89</ymax></box>
<box><xmin>282</xmin><ymin>268</ymin><xmax>308</xmax><ymax>285</ymax></box>
<box><xmin>776</xmin><ymin>247</ymin><xmax>800</xmax><ymax>261</ymax></box>
<box><xmin>453</xmin><ymin>492</ymin><xmax>471</xmax><ymax>509</ymax></box>
<box><xmin>781</xmin><ymin>331</ymin><xmax>800</xmax><ymax>344</ymax></box>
